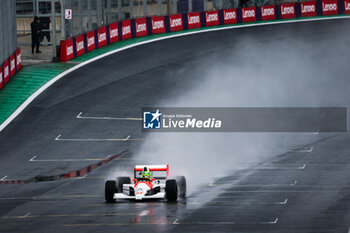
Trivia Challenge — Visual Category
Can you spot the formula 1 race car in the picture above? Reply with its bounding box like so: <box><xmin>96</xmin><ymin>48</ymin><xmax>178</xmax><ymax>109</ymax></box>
<box><xmin>105</xmin><ymin>165</ymin><xmax>186</xmax><ymax>203</ymax></box>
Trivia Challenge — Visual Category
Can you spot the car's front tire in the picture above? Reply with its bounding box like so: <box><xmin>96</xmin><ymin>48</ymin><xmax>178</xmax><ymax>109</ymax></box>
<box><xmin>165</xmin><ymin>179</ymin><xmax>178</xmax><ymax>201</ymax></box>
<box><xmin>105</xmin><ymin>180</ymin><xmax>117</xmax><ymax>203</ymax></box>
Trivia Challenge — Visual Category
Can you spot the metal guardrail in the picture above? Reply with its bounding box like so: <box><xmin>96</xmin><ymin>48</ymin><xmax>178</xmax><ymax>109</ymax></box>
<box><xmin>15</xmin><ymin>0</ymin><xmax>291</xmax><ymax>59</ymax></box>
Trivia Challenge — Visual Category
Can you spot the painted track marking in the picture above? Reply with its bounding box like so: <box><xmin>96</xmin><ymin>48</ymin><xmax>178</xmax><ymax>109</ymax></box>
<box><xmin>254</xmin><ymin>164</ymin><xmax>306</xmax><ymax>170</ymax></box>
<box><xmin>297</xmin><ymin>147</ymin><xmax>313</xmax><ymax>153</ymax></box>
<box><xmin>72</xmin><ymin>174</ymin><xmax>88</xmax><ymax>179</ymax></box>
<box><xmin>62</xmin><ymin>218</ymin><xmax>279</xmax><ymax>226</ymax></box>
<box><xmin>1</xmin><ymin>212</ymin><xmax>137</xmax><ymax>220</ymax></box>
<box><xmin>0</xmin><ymin>176</ymin><xmax>7</xmax><ymax>181</ymax></box>
<box><xmin>77</xmin><ymin>112</ymin><xmax>142</xmax><ymax>121</ymax></box>
<box><xmin>210</xmin><ymin>180</ymin><xmax>298</xmax><ymax>187</ymax></box>
<box><xmin>54</xmin><ymin>134</ymin><xmax>143</xmax><ymax>141</ymax></box>
<box><xmin>208</xmin><ymin>198</ymin><xmax>288</xmax><ymax>205</ymax></box>
<box><xmin>29</xmin><ymin>155</ymin><xmax>121</xmax><ymax>162</ymax></box>
<box><xmin>19</xmin><ymin>212</ymin><xmax>31</xmax><ymax>218</ymax></box>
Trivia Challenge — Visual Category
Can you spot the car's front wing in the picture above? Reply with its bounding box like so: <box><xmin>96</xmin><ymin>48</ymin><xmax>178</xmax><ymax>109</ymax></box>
<box><xmin>114</xmin><ymin>193</ymin><xmax>165</xmax><ymax>200</ymax></box>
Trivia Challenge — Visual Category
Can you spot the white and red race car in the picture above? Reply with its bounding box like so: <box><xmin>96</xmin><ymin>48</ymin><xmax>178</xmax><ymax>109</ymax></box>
<box><xmin>105</xmin><ymin>164</ymin><xmax>186</xmax><ymax>203</ymax></box>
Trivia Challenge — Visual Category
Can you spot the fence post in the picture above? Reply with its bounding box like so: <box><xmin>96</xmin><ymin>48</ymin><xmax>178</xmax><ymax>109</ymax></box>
<box><xmin>173</xmin><ymin>0</ymin><xmax>178</xmax><ymax>13</ymax></box>
<box><xmin>131</xmin><ymin>0</ymin><xmax>134</xmax><ymax>18</ymax></box>
<box><xmin>88</xmin><ymin>0</ymin><xmax>92</xmax><ymax>30</ymax></box>
<box><xmin>118</xmin><ymin>0</ymin><xmax>122</xmax><ymax>19</ymax></box>
<box><xmin>78</xmin><ymin>0</ymin><xmax>83</xmax><ymax>34</ymax></box>
<box><xmin>143</xmin><ymin>0</ymin><xmax>147</xmax><ymax>16</ymax></box>
<box><xmin>158</xmin><ymin>0</ymin><xmax>162</xmax><ymax>15</ymax></box>
<box><xmin>51</xmin><ymin>0</ymin><xmax>57</xmax><ymax>57</ymax></box>
<box><xmin>61</xmin><ymin>0</ymin><xmax>66</xmax><ymax>39</ymax></box>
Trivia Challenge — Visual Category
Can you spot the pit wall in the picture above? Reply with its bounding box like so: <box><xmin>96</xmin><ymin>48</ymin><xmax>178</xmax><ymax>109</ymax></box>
<box><xmin>59</xmin><ymin>0</ymin><xmax>350</xmax><ymax>62</ymax></box>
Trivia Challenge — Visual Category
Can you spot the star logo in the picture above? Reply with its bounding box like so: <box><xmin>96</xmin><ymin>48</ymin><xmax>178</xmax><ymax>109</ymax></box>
<box><xmin>143</xmin><ymin>109</ymin><xmax>162</xmax><ymax>129</ymax></box>
<box><xmin>151</xmin><ymin>109</ymin><xmax>162</xmax><ymax>122</ymax></box>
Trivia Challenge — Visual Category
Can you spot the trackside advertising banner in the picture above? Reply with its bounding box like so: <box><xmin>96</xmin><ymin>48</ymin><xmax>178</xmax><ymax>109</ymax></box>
<box><xmin>223</xmin><ymin>9</ymin><xmax>237</xmax><ymax>24</ymax></box>
<box><xmin>280</xmin><ymin>3</ymin><xmax>296</xmax><ymax>19</ymax></box>
<box><xmin>187</xmin><ymin>12</ymin><xmax>201</xmax><ymax>29</ymax></box>
<box><xmin>75</xmin><ymin>34</ymin><xmax>85</xmax><ymax>57</ymax></box>
<box><xmin>261</xmin><ymin>5</ymin><xmax>276</xmax><ymax>20</ymax></box>
<box><xmin>60</xmin><ymin>38</ymin><xmax>74</xmax><ymax>62</ymax></box>
<box><xmin>3</xmin><ymin>60</ymin><xmax>9</xmax><ymax>84</ymax></box>
<box><xmin>109</xmin><ymin>22</ymin><xmax>119</xmax><ymax>43</ymax></box>
<box><xmin>97</xmin><ymin>26</ymin><xmax>107</xmax><ymax>47</ymax></box>
<box><xmin>345</xmin><ymin>0</ymin><xmax>350</xmax><ymax>13</ymax></box>
<box><xmin>242</xmin><ymin>7</ymin><xmax>256</xmax><ymax>22</ymax></box>
<box><xmin>151</xmin><ymin>16</ymin><xmax>165</xmax><ymax>34</ymax></box>
<box><xmin>135</xmin><ymin>18</ymin><xmax>148</xmax><ymax>37</ymax></box>
<box><xmin>205</xmin><ymin>10</ymin><xmax>219</xmax><ymax>26</ymax></box>
<box><xmin>0</xmin><ymin>66</ymin><xmax>3</xmax><ymax>89</ymax></box>
<box><xmin>86</xmin><ymin>31</ymin><xmax>96</xmax><ymax>52</ymax></box>
<box><xmin>16</xmin><ymin>48</ymin><xmax>21</xmax><ymax>71</ymax></box>
<box><xmin>122</xmin><ymin>20</ymin><xmax>132</xmax><ymax>40</ymax></box>
<box><xmin>322</xmin><ymin>0</ymin><xmax>338</xmax><ymax>15</ymax></box>
<box><xmin>10</xmin><ymin>54</ymin><xmax>15</xmax><ymax>77</ymax></box>
<box><xmin>301</xmin><ymin>1</ymin><xmax>317</xmax><ymax>17</ymax></box>
<box><xmin>169</xmin><ymin>14</ymin><xmax>183</xmax><ymax>31</ymax></box>
<box><xmin>58</xmin><ymin>1</ymin><xmax>347</xmax><ymax>62</ymax></box>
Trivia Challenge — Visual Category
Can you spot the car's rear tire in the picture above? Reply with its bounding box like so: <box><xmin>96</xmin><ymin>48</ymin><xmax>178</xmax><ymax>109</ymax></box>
<box><xmin>105</xmin><ymin>180</ymin><xmax>116</xmax><ymax>203</ymax></box>
<box><xmin>116</xmin><ymin>176</ymin><xmax>131</xmax><ymax>193</ymax></box>
<box><xmin>176</xmin><ymin>176</ymin><xmax>186</xmax><ymax>198</ymax></box>
<box><xmin>165</xmin><ymin>179</ymin><xmax>178</xmax><ymax>201</ymax></box>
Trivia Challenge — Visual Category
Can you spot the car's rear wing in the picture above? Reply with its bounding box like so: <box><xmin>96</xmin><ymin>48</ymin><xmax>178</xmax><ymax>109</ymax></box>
<box><xmin>134</xmin><ymin>164</ymin><xmax>169</xmax><ymax>179</ymax></box>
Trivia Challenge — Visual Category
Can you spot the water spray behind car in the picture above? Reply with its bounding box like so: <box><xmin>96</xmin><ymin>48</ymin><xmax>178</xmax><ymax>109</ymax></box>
<box><xmin>132</xmin><ymin>30</ymin><xmax>350</xmax><ymax>196</ymax></box>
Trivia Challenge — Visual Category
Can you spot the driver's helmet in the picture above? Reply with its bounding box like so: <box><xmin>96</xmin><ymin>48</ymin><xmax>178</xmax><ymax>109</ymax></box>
<box><xmin>141</xmin><ymin>167</ymin><xmax>151</xmax><ymax>180</ymax></box>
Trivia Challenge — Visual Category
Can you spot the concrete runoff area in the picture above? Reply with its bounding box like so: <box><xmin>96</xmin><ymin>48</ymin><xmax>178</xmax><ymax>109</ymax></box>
<box><xmin>0</xmin><ymin>18</ymin><xmax>350</xmax><ymax>232</ymax></box>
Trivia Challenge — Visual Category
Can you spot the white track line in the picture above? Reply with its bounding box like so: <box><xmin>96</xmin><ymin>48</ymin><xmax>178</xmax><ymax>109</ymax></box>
<box><xmin>295</xmin><ymin>147</ymin><xmax>313</xmax><ymax>153</ymax></box>
<box><xmin>215</xmin><ymin>180</ymin><xmax>298</xmax><ymax>187</ymax></box>
<box><xmin>29</xmin><ymin>155</ymin><xmax>112</xmax><ymax>162</ymax></box>
<box><xmin>54</xmin><ymin>134</ymin><xmax>140</xmax><ymax>141</ymax></box>
<box><xmin>72</xmin><ymin>174</ymin><xmax>88</xmax><ymax>180</ymax></box>
<box><xmin>291</xmin><ymin>180</ymin><xmax>298</xmax><ymax>186</ymax></box>
<box><xmin>208</xmin><ymin>198</ymin><xmax>288</xmax><ymax>205</ymax></box>
<box><xmin>259</xmin><ymin>146</ymin><xmax>313</xmax><ymax>153</ymax></box>
<box><xmin>0</xmin><ymin>16</ymin><xmax>349</xmax><ymax>133</ymax></box>
<box><xmin>77</xmin><ymin>112</ymin><xmax>142</xmax><ymax>121</ymax></box>
<box><xmin>0</xmin><ymin>176</ymin><xmax>7</xmax><ymax>181</ymax></box>
<box><xmin>20</xmin><ymin>212</ymin><xmax>31</xmax><ymax>218</ymax></box>
<box><xmin>282</xmin><ymin>146</ymin><xmax>313</xmax><ymax>152</ymax></box>
<box><xmin>271</xmin><ymin>218</ymin><xmax>279</xmax><ymax>224</ymax></box>
<box><xmin>174</xmin><ymin>217</ymin><xmax>278</xmax><ymax>225</ymax></box>
<box><xmin>253</xmin><ymin>164</ymin><xmax>306</xmax><ymax>170</ymax></box>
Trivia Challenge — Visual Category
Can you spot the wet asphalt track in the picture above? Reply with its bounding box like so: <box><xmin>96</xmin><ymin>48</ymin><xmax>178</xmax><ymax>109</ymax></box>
<box><xmin>1</xmin><ymin>18</ymin><xmax>350</xmax><ymax>233</ymax></box>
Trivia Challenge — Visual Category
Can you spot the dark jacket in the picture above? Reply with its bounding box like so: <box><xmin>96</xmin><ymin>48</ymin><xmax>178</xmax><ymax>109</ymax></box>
<box><xmin>39</xmin><ymin>17</ymin><xmax>50</xmax><ymax>29</ymax></box>
<box><xmin>31</xmin><ymin>20</ymin><xmax>40</xmax><ymax>38</ymax></box>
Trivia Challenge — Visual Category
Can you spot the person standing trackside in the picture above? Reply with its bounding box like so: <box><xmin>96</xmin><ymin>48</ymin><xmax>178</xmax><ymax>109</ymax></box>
<box><xmin>39</xmin><ymin>8</ymin><xmax>51</xmax><ymax>43</ymax></box>
<box><xmin>31</xmin><ymin>16</ymin><xmax>41</xmax><ymax>54</ymax></box>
